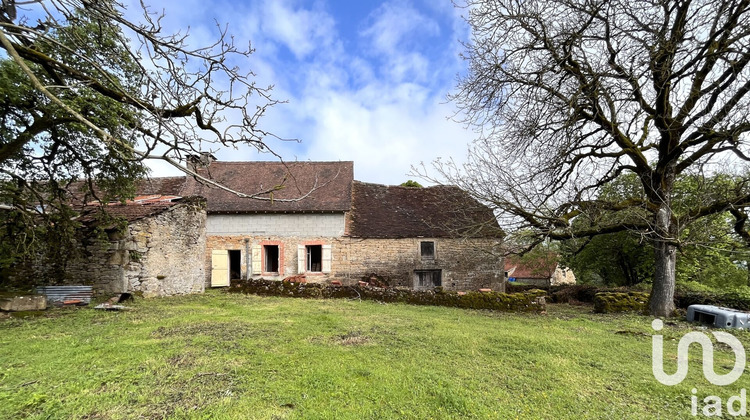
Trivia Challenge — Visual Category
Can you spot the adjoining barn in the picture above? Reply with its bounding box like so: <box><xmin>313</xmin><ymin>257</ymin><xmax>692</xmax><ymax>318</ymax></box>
<box><xmin>9</xmin><ymin>195</ymin><xmax>206</xmax><ymax>297</ymax></box>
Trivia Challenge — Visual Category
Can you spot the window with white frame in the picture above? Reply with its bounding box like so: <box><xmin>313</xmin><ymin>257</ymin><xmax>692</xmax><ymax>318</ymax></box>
<box><xmin>297</xmin><ymin>244</ymin><xmax>332</xmax><ymax>274</ymax></box>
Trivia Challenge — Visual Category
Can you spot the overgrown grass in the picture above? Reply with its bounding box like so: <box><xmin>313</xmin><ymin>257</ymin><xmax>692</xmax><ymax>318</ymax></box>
<box><xmin>1</xmin><ymin>291</ymin><xmax>749</xmax><ymax>419</ymax></box>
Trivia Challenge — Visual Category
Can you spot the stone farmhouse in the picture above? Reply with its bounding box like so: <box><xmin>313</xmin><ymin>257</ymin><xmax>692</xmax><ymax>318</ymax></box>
<box><xmin>11</xmin><ymin>161</ymin><xmax>505</xmax><ymax>296</ymax></box>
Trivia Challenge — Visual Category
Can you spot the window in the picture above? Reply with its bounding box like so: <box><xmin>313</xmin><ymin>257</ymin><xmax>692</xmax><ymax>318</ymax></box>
<box><xmin>420</xmin><ymin>241</ymin><xmax>435</xmax><ymax>259</ymax></box>
<box><xmin>228</xmin><ymin>250</ymin><xmax>241</xmax><ymax>280</ymax></box>
<box><xmin>414</xmin><ymin>269</ymin><xmax>441</xmax><ymax>289</ymax></box>
<box><xmin>264</xmin><ymin>245</ymin><xmax>279</xmax><ymax>273</ymax></box>
<box><xmin>297</xmin><ymin>244</ymin><xmax>332</xmax><ymax>274</ymax></box>
<box><xmin>306</xmin><ymin>245</ymin><xmax>322</xmax><ymax>272</ymax></box>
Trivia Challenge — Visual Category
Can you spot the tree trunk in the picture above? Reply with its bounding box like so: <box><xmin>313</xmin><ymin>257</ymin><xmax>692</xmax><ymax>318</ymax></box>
<box><xmin>650</xmin><ymin>206</ymin><xmax>677</xmax><ymax>316</ymax></box>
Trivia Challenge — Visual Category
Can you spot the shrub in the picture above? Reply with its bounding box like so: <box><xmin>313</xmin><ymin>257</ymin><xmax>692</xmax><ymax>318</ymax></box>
<box><xmin>229</xmin><ymin>279</ymin><xmax>546</xmax><ymax>312</ymax></box>
<box><xmin>593</xmin><ymin>292</ymin><xmax>649</xmax><ymax>313</ymax></box>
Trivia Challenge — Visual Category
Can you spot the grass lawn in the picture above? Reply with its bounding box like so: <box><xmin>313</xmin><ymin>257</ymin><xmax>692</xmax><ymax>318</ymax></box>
<box><xmin>1</xmin><ymin>291</ymin><xmax>749</xmax><ymax>419</ymax></box>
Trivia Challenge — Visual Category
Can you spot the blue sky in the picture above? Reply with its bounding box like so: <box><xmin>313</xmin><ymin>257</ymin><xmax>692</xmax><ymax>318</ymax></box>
<box><xmin>143</xmin><ymin>0</ymin><xmax>475</xmax><ymax>185</ymax></box>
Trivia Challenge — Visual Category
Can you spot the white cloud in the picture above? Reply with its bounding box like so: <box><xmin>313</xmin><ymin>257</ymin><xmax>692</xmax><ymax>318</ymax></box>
<box><xmin>260</xmin><ymin>0</ymin><xmax>337</xmax><ymax>60</ymax></box>
<box><xmin>139</xmin><ymin>0</ymin><xmax>475</xmax><ymax>186</ymax></box>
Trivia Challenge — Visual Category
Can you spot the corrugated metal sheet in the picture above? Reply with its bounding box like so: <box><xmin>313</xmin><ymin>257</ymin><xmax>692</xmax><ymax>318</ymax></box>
<box><xmin>35</xmin><ymin>286</ymin><xmax>93</xmax><ymax>305</ymax></box>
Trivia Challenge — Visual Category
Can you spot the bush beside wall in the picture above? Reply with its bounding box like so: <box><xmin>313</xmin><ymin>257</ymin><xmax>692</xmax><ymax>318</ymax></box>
<box><xmin>593</xmin><ymin>292</ymin><xmax>650</xmax><ymax>313</ymax></box>
<box><xmin>228</xmin><ymin>279</ymin><xmax>546</xmax><ymax>312</ymax></box>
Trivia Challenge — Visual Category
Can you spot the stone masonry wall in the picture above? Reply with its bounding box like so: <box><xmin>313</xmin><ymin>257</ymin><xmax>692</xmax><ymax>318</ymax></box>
<box><xmin>13</xmin><ymin>201</ymin><xmax>206</xmax><ymax>297</ymax></box>
<box><xmin>120</xmin><ymin>203</ymin><xmax>207</xmax><ymax>297</ymax></box>
<box><xmin>340</xmin><ymin>238</ymin><xmax>505</xmax><ymax>291</ymax></box>
<box><xmin>206</xmin><ymin>234</ymin><xmax>504</xmax><ymax>292</ymax></box>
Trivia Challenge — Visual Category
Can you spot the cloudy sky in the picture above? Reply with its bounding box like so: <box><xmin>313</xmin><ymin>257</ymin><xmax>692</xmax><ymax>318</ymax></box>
<box><xmin>143</xmin><ymin>0</ymin><xmax>476</xmax><ymax>185</ymax></box>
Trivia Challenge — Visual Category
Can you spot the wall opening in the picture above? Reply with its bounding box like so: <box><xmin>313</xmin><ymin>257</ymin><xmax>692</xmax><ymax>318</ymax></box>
<box><xmin>229</xmin><ymin>250</ymin><xmax>241</xmax><ymax>280</ymax></box>
<box><xmin>414</xmin><ymin>269</ymin><xmax>442</xmax><ymax>289</ymax></box>
<box><xmin>307</xmin><ymin>245</ymin><xmax>322</xmax><ymax>272</ymax></box>
<box><xmin>264</xmin><ymin>245</ymin><xmax>280</xmax><ymax>273</ymax></box>
<box><xmin>420</xmin><ymin>241</ymin><xmax>435</xmax><ymax>259</ymax></box>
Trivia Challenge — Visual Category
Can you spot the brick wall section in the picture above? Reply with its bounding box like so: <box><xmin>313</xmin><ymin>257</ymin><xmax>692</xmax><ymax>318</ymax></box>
<box><xmin>12</xmin><ymin>202</ymin><xmax>206</xmax><ymax>297</ymax></box>
<box><xmin>206</xmin><ymin>213</ymin><xmax>345</xmax><ymax>236</ymax></box>
<box><xmin>206</xmin><ymin>233</ymin><xmax>504</xmax><ymax>292</ymax></box>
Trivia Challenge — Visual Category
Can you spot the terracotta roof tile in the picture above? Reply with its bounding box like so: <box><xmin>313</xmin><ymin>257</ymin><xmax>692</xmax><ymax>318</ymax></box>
<box><xmin>347</xmin><ymin>181</ymin><xmax>501</xmax><ymax>238</ymax></box>
<box><xmin>504</xmin><ymin>255</ymin><xmax>558</xmax><ymax>279</ymax></box>
<box><xmin>77</xmin><ymin>201</ymin><xmax>178</xmax><ymax>224</ymax></box>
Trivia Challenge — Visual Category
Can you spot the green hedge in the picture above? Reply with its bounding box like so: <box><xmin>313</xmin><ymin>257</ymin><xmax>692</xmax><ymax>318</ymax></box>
<box><xmin>228</xmin><ymin>279</ymin><xmax>547</xmax><ymax>312</ymax></box>
<box><xmin>509</xmin><ymin>283</ymin><xmax>750</xmax><ymax>312</ymax></box>
<box><xmin>593</xmin><ymin>292</ymin><xmax>650</xmax><ymax>313</ymax></box>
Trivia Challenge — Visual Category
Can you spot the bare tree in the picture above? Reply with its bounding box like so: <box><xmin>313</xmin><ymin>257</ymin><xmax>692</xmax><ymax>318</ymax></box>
<box><xmin>434</xmin><ymin>0</ymin><xmax>750</xmax><ymax>315</ymax></box>
<box><xmin>0</xmin><ymin>0</ymin><xmax>308</xmax><ymax>268</ymax></box>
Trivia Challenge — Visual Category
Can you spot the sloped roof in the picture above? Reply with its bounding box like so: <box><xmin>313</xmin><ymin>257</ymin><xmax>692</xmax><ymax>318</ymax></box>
<box><xmin>346</xmin><ymin>181</ymin><xmax>501</xmax><ymax>238</ymax></box>
<box><xmin>76</xmin><ymin>201</ymin><xmax>178</xmax><ymax>224</ymax></box>
<box><xmin>67</xmin><ymin>176</ymin><xmax>187</xmax><ymax>206</ymax></box>
<box><xmin>504</xmin><ymin>254</ymin><xmax>558</xmax><ymax>279</ymax></box>
<box><xmin>135</xmin><ymin>177</ymin><xmax>187</xmax><ymax>196</ymax></box>
<box><xmin>180</xmin><ymin>161</ymin><xmax>354</xmax><ymax>213</ymax></box>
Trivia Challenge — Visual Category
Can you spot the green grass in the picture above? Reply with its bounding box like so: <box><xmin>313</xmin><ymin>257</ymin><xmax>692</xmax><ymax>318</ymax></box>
<box><xmin>1</xmin><ymin>291</ymin><xmax>749</xmax><ymax>419</ymax></box>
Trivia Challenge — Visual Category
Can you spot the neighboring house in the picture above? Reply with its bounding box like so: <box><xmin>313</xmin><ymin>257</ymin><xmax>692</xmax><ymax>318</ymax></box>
<box><xmin>504</xmin><ymin>255</ymin><xmax>576</xmax><ymax>287</ymax></box>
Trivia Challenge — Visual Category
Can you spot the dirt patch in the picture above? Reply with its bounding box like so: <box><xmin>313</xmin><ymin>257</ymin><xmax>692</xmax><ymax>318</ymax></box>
<box><xmin>335</xmin><ymin>331</ymin><xmax>371</xmax><ymax>346</ymax></box>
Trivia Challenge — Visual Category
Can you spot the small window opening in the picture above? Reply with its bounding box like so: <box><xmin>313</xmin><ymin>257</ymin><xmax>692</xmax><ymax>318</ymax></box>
<box><xmin>420</xmin><ymin>241</ymin><xmax>435</xmax><ymax>259</ymax></box>
<box><xmin>264</xmin><ymin>245</ymin><xmax>279</xmax><ymax>272</ymax></box>
<box><xmin>229</xmin><ymin>250</ymin><xmax>241</xmax><ymax>280</ymax></box>
<box><xmin>307</xmin><ymin>245</ymin><xmax>322</xmax><ymax>272</ymax></box>
<box><xmin>415</xmin><ymin>269</ymin><xmax>442</xmax><ymax>289</ymax></box>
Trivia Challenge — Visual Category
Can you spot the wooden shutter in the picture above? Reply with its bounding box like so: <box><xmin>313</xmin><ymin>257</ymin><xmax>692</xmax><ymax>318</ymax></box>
<box><xmin>298</xmin><ymin>245</ymin><xmax>306</xmax><ymax>274</ymax></box>
<box><xmin>322</xmin><ymin>245</ymin><xmax>332</xmax><ymax>273</ymax></box>
<box><xmin>251</xmin><ymin>245</ymin><xmax>261</xmax><ymax>275</ymax></box>
<box><xmin>211</xmin><ymin>250</ymin><xmax>229</xmax><ymax>287</ymax></box>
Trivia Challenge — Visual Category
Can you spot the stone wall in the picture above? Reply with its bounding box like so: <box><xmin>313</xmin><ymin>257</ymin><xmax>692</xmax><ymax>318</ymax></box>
<box><xmin>205</xmin><ymin>235</ymin><xmax>346</xmax><ymax>282</ymax></box>
<box><xmin>12</xmin><ymin>201</ymin><xmax>206</xmax><ymax>297</ymax></box>
<box><xmin>120</xmin><ymin>203</ymin><xmax>207</xmax><ymax>297</ymax></box>
<box><xmin>341</xmin><ymin>238</ymin><xmax>505</xmax><ymax>291</ymax></box>
<box><xmin>206</xmin><ymin>234</ymin><xmax>504</xmax><ymax>292</ymax></box>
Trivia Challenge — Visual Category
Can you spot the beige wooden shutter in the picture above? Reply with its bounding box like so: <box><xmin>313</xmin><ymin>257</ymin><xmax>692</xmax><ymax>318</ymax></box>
<box><xmin>322</xmin><ymin>245</ymin><xmax>332</xmax><ymax>273</ymax></box>
<box><xmin>297</xmin><ymin>245</ymin><xmax>306</xmax><ymax>274</ymax></box>
<box><xmin>251</xmin><ymin>245</ymin><xmax>261</xmax><ymax>275</ymax></box>
<box><xmin>211</xmin><ymin>250</ymin><xmax>229</xmax><ymax>287</ymax></box>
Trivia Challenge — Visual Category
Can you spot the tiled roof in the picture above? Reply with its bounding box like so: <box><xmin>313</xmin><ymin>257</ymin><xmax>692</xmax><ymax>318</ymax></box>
<box><xmin>67</xmin><ymin>176</ymin><xmax>187</xmax><ymax>206</ymax></box>
<box><xmin>135</xmin><ymin>177</ymin><xmax>187</xmax><ymax>196</ymax></box>
<box><xmin>346</xmin><ymin>181</ymin><xmax>501</xmax><ymax>238</ymax></box>
<box><xmin>76</xmin><ymin>201</ymin><xmax>178</xmax><ymax>224</ymax></box>
<box><xmin>504</xmin><ymin>255</ymin><xmax>558</xmax><ymax>279</ymax></box>
<box><xmin>180</xmin><ymin>161</ymin><xmax>353</xmax><ymax>213</ymax></box>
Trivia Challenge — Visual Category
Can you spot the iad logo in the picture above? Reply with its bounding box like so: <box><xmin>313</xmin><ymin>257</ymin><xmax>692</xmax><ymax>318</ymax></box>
<box><xmin>651</xmin><ymin>319</ymin><xmax>746</xmax><ymax>386</ymax></box>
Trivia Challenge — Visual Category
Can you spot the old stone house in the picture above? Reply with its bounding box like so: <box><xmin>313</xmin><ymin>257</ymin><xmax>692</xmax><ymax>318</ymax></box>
<box><xmin>175</xmin><ymin>161</ymin><xmax>505</xmax><ymax>292</ymax></box>
<box><xmin>12</xmin><ymin>160</ymin><xmax>504</xmax><ymax>296</ymax></box>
